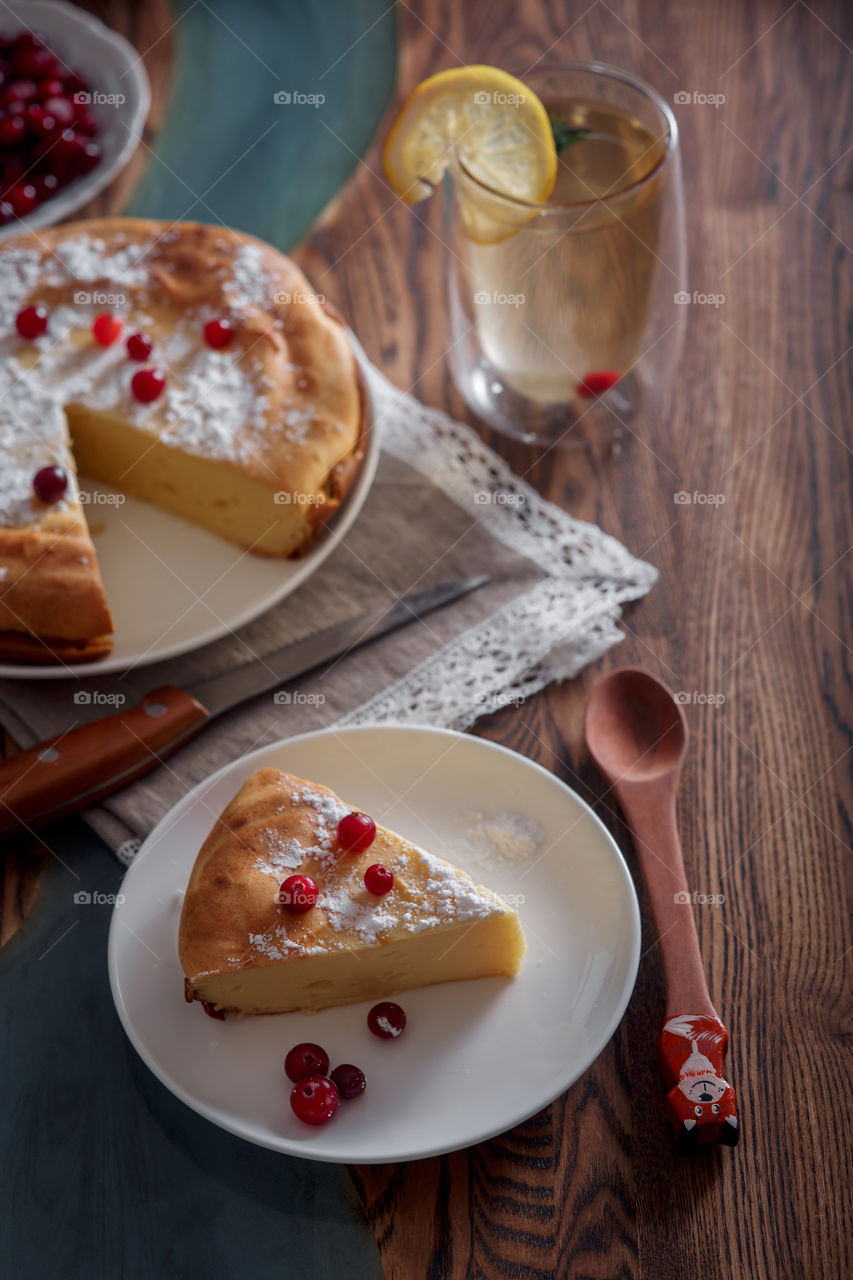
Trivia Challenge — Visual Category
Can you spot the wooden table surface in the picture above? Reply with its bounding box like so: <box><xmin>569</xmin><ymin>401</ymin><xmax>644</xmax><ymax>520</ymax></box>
<box><xmin>2</xmin><ymin>2</ymin><xmax>851</xmax><ymax>1278</ymax></box>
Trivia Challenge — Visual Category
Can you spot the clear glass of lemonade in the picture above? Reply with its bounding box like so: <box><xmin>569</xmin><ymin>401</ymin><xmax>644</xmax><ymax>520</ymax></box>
<box><xmin>444</xmin><ymin>63</ymin><xmax>686</xmax><ymax>445</ymax></box>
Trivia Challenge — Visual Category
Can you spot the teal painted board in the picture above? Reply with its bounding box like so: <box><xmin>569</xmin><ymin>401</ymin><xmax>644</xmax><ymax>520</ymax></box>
<box><xmin>127</xmin><ymin>0</ymin><xmax>397</xmax><ymax>251</ymax></box>
<box><xmin>0</xmin><ymin>822</ymin><xmax>384</xmax><ymax>1280</ymax></box>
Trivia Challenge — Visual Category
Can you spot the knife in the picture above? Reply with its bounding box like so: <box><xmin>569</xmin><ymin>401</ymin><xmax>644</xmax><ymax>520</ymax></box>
<box><xmin>0</xmin><ymin>576</ymin><xmax>488</xmax><ymax>840</ymax></box>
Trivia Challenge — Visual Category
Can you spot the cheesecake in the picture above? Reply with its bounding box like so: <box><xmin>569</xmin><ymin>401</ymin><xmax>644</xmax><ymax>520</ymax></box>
<box><xmin>0</xmin><ymin>219</ymin><xmax>365</xmax><ymax>663</ymax></box>
<box><xmin>179</xmin><ymin>768</ymin><xmax>526</xmax><ymax>1016</ymax></box>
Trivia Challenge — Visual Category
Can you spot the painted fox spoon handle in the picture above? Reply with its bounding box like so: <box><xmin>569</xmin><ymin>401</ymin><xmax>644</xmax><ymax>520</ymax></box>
<box><xmin>584</xmin><ymin>667</ymin><xmax>739</xmax><ymax>1150</ymax></box>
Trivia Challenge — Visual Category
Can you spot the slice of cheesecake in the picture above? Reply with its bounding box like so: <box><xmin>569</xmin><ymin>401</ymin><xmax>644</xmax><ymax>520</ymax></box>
<box><xmin>0</xmin><ymin>368</ymin><xmax>113</xmax><ymax>663</ymax></box>
<box><xmin>179</xmin><ymin>768</ymin><xmax>526</xmax><ymax>1016</ymax></box>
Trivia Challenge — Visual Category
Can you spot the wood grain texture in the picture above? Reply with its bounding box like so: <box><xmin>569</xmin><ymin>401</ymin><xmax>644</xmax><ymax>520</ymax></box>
<box><xmin>0</xmin><ymin>1</ymin><xmax>849</xmax><ymax>1277</ymax></box>
<box><xmin>294</xmin><ymin>1</ymin><xmax>852</xmax><ymax>1277</ymax></box>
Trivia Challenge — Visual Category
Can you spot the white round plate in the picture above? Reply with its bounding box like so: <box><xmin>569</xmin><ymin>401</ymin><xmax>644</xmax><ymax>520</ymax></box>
<box><xmin>0</xmin><ymin>344</ymin><xmax>379</xmax><ymax>679</ymax></box>
<box><xmin>108</xmin><ymin>725</ymin><xmax>641</xmax><ymax>1164</ymax></box>
<box><xmin>0</xmin><ymin>1</ymin><xmax>150</xmax><ymax>237</ymax></box>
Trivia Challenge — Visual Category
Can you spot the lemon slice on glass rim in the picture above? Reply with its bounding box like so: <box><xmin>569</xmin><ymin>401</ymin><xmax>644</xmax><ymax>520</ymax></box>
<box><xmin>382</xmin><ymin>65</ymin><xmax>557</xmax><ymax>243</ymax></box>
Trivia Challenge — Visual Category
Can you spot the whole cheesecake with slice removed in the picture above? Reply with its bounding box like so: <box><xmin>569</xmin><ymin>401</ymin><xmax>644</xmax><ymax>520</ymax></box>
<box><xmin>179</xmin><ymin>768</ymin><xmax>526</xmax><ymax>1016</ymax></box>
<box><xmin>0</xmin><ymin>219</ymin><xmax>365</xmax><ymax>663</ymax></box>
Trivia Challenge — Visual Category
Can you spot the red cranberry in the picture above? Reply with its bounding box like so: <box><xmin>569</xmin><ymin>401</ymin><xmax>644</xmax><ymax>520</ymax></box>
<box><xmin>337</xmin><ymin>812</ymin><xmax>377</xmax><ymax>853</ymax></box>
<box><xmin>25</xmin><ymin>104</ymin><xmax>57</xmax><ymax>137</ymax></box>
<box><xmin>76</xmin><ymin>139</ymin><xmax>101</xmax><ymax>173</ymax></box>
<box><xmin>364</xmin><ymin>864</ymin><xmax>394</xmax><ymax>896</ymax></box>
<box><xmin>6</xmin><ymin>182</ymin><xmax>36</xmax><ymax>217</ymax></box>
<box><xmin>367</xmin><ymin>1001</ymin><xmax>407</xmax><ymax>1039</ymax></box>
<box><xmin>576</xmin><ymin>370</ymin><xmax>620</xmax><ymax>398</ymax></box>
<box><xmin>203</xmin><ymin>317</ymin><xmax>232</xmax><ymax>349</ymax></box>
<box><xmin>1</xmin><ymin>158</ymin><xmax>25</xmax><ymax>186</ymax></box>
<box><xmin>290</xmin><ymin>1075</ymin><xmax>339</xmax><ymax>1126</ymax></box>
<box><xmin>278</xmin><ymin>874</ymin><xmax>318</xmax><ymax>913</ymax></box>
<box><xmin>48</xmin><ymin>127</ymin><xmax>79</xmax><ymax>165</ymax></box>
<box><xmin>14</xmin><ymin>49</ymin><xmax>58</xmax><ymax>79</ymax></box>
<box><xmin>130</xmin><ymin>368</ymin><xmax>166</xmax><ymax>404</ymax></box>
<box><xmin>51</xmin><ymin>128</ymin><xmax>100</xmax><ymax>174</ymax></box>
<box><xmin>330</xmin><ymin>1064</ymin><xmax>366</xmax><ymax>1099</ymax></box>
<box><xmin>15</xmin><ymin>304</ymin><xmax>48</xmax><ymax>339</ymax></box>
<box><xmin>32</xmin><ymin>465</ymin><xmax>67</xmax><ymax>503</ymax></box>
<box><xmin>284</xmin><ymin>1042</ymin><xmax>330</xmax><ymax>1083</ymax></box>
<box><xmin>0</xmin><ymin>200</ymin><xmax>14</xmax><ymax>225</ymax></box>
<box><xmin>9</xmin><ymin>33</ymin><xmax>41</xmax><ymax>53</ymax></box>
<box><xmin>0</xmin><ymin>113</ymin><xmax>25</xmax><ymax>144</ymax></box>
<box><xmin>2</xmin><ymin>78</ymin><xmax>38</xmax><ymax>103</ymax></box>
<box><xmin>126</xmin><ymin>332</ymin><xmax>153</xmax><ymax>362</ymax></box>
<box><xmin>43</xmin><ymin>95</ymin><xmax>75</xmax><ymax>126</ymax></box>
<box><xmin>92</xmin><ymin>313</ymin><xmax>123</xmax><ymax>347</ymax></box>
<box><xmin>74</xmin><ymin>109</ymin><xmax>99</xmax><ymax>137</ymax></box>
<box><xmin>36</xmin><ymin>79</ymin><xmax>65</xmax><ymax>101</ymax></box>
<box><xmin>32</xmin><ymin>172</ymin><xmax>59</xmax><ymax>201</ymax></box>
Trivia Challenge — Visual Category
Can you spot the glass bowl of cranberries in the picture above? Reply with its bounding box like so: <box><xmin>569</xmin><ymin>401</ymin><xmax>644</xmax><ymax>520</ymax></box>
<box><xmin>0</xmin><ymin>1</ymin><xmax>150</xmax><ymax>235</ymax></box>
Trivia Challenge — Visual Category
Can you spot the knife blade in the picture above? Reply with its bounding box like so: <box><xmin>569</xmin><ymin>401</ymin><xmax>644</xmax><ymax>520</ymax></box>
<box><xmin>0</xmin><ymin>575</ymin><xmax>488</xmax><ymax>839</ymax></box>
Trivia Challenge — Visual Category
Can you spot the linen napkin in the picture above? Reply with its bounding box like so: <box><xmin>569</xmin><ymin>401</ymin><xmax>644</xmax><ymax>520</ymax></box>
<box><xmin>0</xmin><ymin>366</ymin><xmax>656</xmax><ymax>862</ymax></box>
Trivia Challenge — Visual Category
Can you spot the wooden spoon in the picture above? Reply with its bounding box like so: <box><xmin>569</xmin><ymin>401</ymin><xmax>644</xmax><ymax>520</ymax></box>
<box><xmin>584</xmin><ymin>667</ymin><xmax>739</xmax><ymax>1151</ymax></box>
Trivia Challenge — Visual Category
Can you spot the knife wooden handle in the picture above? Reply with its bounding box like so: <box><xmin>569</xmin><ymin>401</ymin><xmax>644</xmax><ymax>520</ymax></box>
<box><xmin>0</xmin><ymin>685</ymin><xmax>209</xmax><ymax>840</ymax></box>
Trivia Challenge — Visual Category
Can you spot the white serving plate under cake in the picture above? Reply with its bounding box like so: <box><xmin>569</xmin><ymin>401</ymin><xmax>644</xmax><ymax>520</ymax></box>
<box><xmin>108</xmin><ymin>725</ymin><xmax>641</xmax><ymax>1164</ymax></box>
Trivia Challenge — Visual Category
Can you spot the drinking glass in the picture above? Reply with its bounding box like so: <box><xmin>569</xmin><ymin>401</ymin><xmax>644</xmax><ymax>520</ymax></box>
<box><xmin>444</xmin><ymin>62</ymin><xmax>686</xmax><ymax>445</ymax></box>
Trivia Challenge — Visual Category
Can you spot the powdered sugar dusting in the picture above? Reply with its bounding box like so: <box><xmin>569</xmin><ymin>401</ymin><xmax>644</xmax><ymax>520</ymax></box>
<box><xmin>0</xmin><ymin>365</ymin><xmax>79</xmax><ymax>526</ymax></box>
<box><xmin>251</xmin><ymin>826</ymin><xmax>304</xmax><ymax>878</ymax></box>
<box><xmin>250</xmin><ymin>786</ymin><xmax>349</xmax><ymax>882</ymax></box>
<box><xmin>282</xmin><ymin>404</ymin><xmax>316</xmax><ymax>444</ymax></box>
<box><xmin>226</xmin><ymin>242</ymin><xmax>273</xmax><ymax>312</ymax></box>
<box><xmin>448</xmin><ymin>811</ymin><xmax>545</xmax><ymax>870</ymax></box>
<box><xmin>0</xmin><ymin>231</ymin><xmax>334</xmax><ymax>537</ymax></box>
<box><xmin>248</xmin><ymin>926</ymin><xmax>311</xmax><ymax>960</ymax></box>
<box><xmin>321</xmin><ymin>880</ymin><xmax>399</xmax><ymax>942</ymax></box>
<box><xmin>156</xmin><ymin>347</ymin><xmax>261</xmax><ymax>458</ymax></box>
<box><xmin>396</xmin><ymin>844</ymin><xmax>502</xmax><ymax>930</ymax></box>
<box><xmin>294</xmin><ymin>786</ymin><xmax>351</xmax><ymax>871</ymax></box>
<box><xmin>46</xmin><ymin>236</ymin><xmax>151</xmax><ymax>287</ymax></box>
<box><xmin>239</xmin><ymin>782</ymin><xmax>511</xmax><ymax>963</ymax></box>
<box><xmin>0</xmin><ymin>248</ymin><xmax>43</xmax><ymax>331</ymax></box>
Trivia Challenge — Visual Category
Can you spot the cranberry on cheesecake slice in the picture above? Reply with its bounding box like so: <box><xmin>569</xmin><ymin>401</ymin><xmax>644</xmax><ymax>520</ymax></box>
<box><xmin>179</xmin><ymin>768</ymin><xmax>526</xmax><ymax>1016</ymax></box>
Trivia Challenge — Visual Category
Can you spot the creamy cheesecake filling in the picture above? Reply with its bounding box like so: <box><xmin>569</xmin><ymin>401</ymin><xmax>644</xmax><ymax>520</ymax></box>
<box><xmin>192</xmin><ymin>913</ymin><xmax>525</xmax><ymax>1014</ymax></box>
<box><xmin>67</xmin><ymin>405</ymin><xmax>317</xmax><ymax>556</ymax></box>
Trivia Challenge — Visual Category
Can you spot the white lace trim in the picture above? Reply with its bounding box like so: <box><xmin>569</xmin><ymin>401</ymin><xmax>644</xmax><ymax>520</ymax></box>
<box><xmin>340</xmin><ymin>370</ymin><xmax>657</xmax><ymax>730</ymax></box>
<box><xmin>340</xmin><ymin>577</ymin><xmax>625</xmax><ymax>730</ymax></box>
<box><xmin>369</xmin><ymin>367</ymin><xmax>657</xmax><ymax>602</ymax></box>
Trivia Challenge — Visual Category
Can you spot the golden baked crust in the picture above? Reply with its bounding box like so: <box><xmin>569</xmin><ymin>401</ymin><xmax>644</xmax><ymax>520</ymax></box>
<box><xmin>0</xmin><ymin>218</ymin><xmax>365</xmax><ymax>662</ymax></box>
<box><xmin>0</xmin><ymin>630</ymin><xmax>113</xmax><ymax>664</ymax></box>
<box><xmin>180</xmin><ymin>768</ymin><xmax>526</xmax><ymax>1014</ymax></box>
<box><xmin>0</xmin><ymin>509</ymin><xmax>112</xmax><ymax>648</ymax></box>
